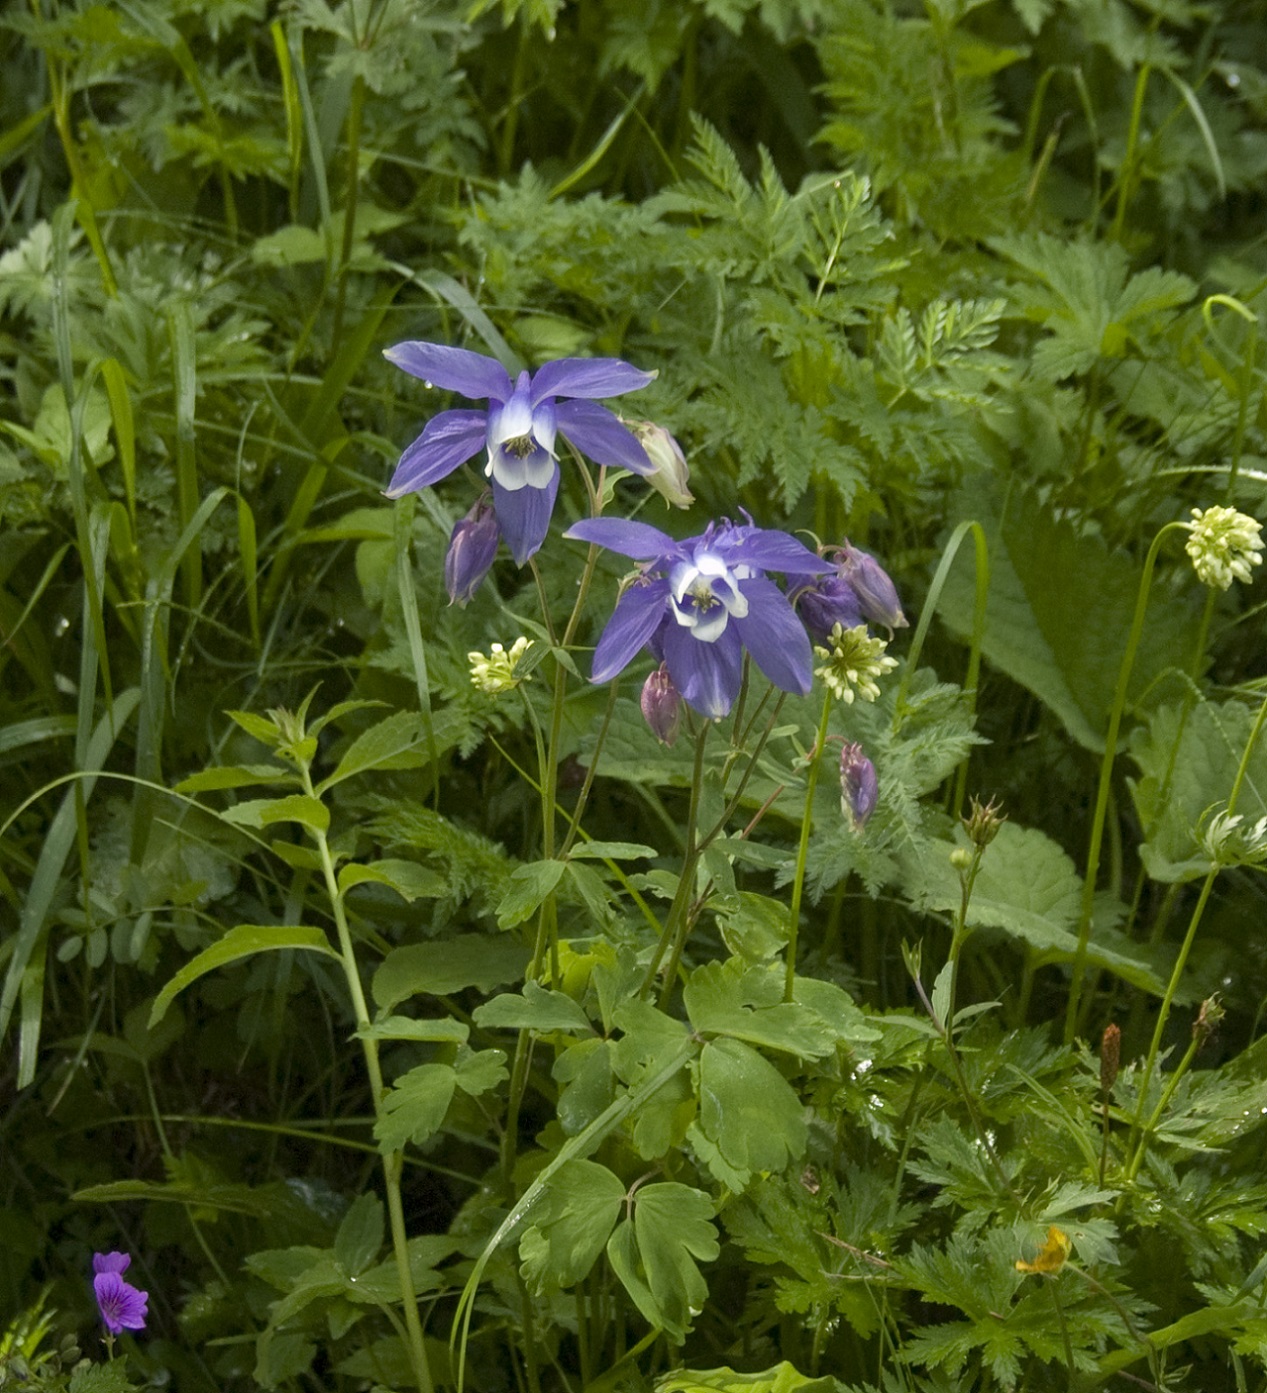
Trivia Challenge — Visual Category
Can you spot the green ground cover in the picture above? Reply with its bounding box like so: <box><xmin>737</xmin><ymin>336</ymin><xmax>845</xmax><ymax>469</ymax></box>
<box><xmin>3</xmin><ymin>1</ymin><xmax>1267</xmax><ymax>1390</ymax></box>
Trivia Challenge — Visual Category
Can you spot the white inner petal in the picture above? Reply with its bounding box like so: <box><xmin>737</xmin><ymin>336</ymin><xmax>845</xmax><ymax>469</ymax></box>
<box><xmin>488</xmin><ymin>446</ymin><xmax>555</xmax><ymax>491</ymax></box>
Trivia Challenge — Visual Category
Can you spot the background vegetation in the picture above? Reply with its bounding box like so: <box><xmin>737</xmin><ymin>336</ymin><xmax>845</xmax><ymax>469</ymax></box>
<box><xmin>2</xmin><ymin>0</ymin><xmax>1267</xmax><ymax>1390</ymax></box>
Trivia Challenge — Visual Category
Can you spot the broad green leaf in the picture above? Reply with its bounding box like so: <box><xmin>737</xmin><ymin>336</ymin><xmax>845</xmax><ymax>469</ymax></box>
<box><xmin>149</xmin><ymin>925</ymin><xmax>338</xmax><ymax>1027</ymax></box>
<box><xmin>338</xmin><ymin>859</ymin><xmax>449</xmax><ymax>901</ymax></box>
<box><xmin>334</xmin><ymin>1193</ymin><xmax>383</xmax><ymax>1277</ymax></box>
<box><xmin>684</xmin><ymin>960</ymin><xmax>833</xmax><ymax>1057</ymax></box>
<box><xmin>519</xmin><ymin>1159</ymin><xmax>626</xmax><ymax>1293</ymax></box>
<box><xmin>905</xmin><ymin>823</ymin><xmax>1165</xmax><ymax>993</ymax></box>
<box><xmin>317</xmin><ymin>711</ymin><xmax>427</xmax><ymax>794</ymax></box>
<box><xmin>1130</xmin><ymin>699</ymin><xmax>1267</xmax><ymax>883</ymax></box>
<box><xmin>175</xmin><ymin>763</ymin><xmax>294</xmax><ymax>793</ymax></box>
<box><xmin>939</xmin><ymin>482</ymin><xmax>1201</xmax><ymax>752</ymax></box>
<box><xmin>221</xmin><ymin>795</ymin><xmax>329</xmax><ymax>835</ymax></box>
<box><xmin>375</xmin><ymin>1064</ymin><xmax>456</xmax><ymax>1153</ymax></box>
<box><xmin>697</xmin><ymin>1037</ymin><xmax>808</xmax><ymax>1175</ymax></box>
<box><xmin>497</xmin><ymin>859</ymin><xmax>567</xmax><ymax>928</ymax></box>
<box><xmin>227</xmin><ymin>709</ymin><xmax>281</xmax><ymax>747</ymax></box>
<box><xmin>473</xmin><ymin>981</ymin><xmax>593</xmax><ymax>1034</ymax></box>
<box><xmin>372</xmin><ymin>936</ymin><xmax>529</xmax><ymax>1011</ymax></box>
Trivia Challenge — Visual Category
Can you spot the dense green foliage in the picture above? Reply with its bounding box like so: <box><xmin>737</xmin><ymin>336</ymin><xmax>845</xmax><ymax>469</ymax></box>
<box><xmin>3</xmin><ymin>1</ymin><xmax>1267</xmax><ymax>1391</ymax></box>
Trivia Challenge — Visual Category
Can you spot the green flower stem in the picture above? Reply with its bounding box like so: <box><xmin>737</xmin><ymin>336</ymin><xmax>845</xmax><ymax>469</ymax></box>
<box><xmin>1125</xmin><ymin>690</ymin><xmax>1267</xmax><ymax>1179</ymax></box>
<box><xmin>1065</xmin><ymin>521</ymin><xmax>1185</xmax><ymax>1045</ymax></box>
<box><xmin>785</xmin><ymin>692</ymin><xmax>833</xmax><ymax>1003</ymax></box>
<box><xmin>305</xmin><ymin>807</ymin><xmax>433</xmax><ymax>1393</ymax></box>
<box><xmin>642</xmin><ymin>720</ymin><xmax>710</xmax><ymax>1001</ymax></box>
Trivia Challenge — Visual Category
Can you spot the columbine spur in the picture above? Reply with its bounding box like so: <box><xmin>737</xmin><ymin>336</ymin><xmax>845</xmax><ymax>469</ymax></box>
<box><xmin>565</xmin><ymin>515</ymin><xmax>830</xmax><ymax>719</ymax></box>
<box><xmin>384</xmin><ymin>341</ymin><xmax>656</xmax><ymax>564</ymax></box>
<box><xmin>92</xmin><ymin>1252</ymin><xmax>148</xmax><ymax>1335</ymax></box>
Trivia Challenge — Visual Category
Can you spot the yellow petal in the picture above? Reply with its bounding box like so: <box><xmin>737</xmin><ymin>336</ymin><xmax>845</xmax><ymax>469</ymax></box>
<box><xmin>1015</xmin><ymin>1225</ymin><xmax>1072</xmax><ymax>1275</ymax></box>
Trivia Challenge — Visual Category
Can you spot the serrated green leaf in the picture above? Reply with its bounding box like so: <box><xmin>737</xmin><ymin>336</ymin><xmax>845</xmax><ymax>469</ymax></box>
<box><xmin>473</xmin><ymin>981</ymin><xmax>593</xmax><ymax>1034</ymax></box>
<box><xmin>149</xmin><ymin>925</ymin><xmax>338</xmax><ymax>1027</ymax></box>
<box><xmin>175</xmin><ymin>763</ymin><xmax>295</xmax><ymax>793</ymax></box>
<box><xmin>374</xmin><ymin>1064</ymin><xmax>456</xmax><ymax>1153</ymax></box>
<box><xmin>453</xmin><ymin>1047</ymin><xmax>507</xmax><ymax>1096</ymax></box>
<box><xmin>227</xmin><ymin>709</ymin><xmax>281</xmax><ymax>747</ymax></box>
<box><xmin>316</xmin><ymin>711</ymin><xmax>427</xmax><ymax>794</ymax></box>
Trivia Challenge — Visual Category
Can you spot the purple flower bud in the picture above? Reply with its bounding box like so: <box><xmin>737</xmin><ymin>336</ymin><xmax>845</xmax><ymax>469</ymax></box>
<box><xmin>839</xmin><ymin>543</ymin><xmax>907</xmax><ymax>630</ymax></box>
<box><xmin>794</xmin><ymin>574</ymin><xmax>865</xmax><ymax>644</ymax></box>
<box><xmin>840</xmin><ymin>742</ymin><xmax>878</xmax><ymax>829</ymax></box>
<box><xmin>444</xmin><ymin>496</ymin><xmax>500</xmax><ymax>606</ymax></box>
<box><xmin>640</xmin><ymin>663</ymin><xmax>682</xmax><ymax>746</ymax></box>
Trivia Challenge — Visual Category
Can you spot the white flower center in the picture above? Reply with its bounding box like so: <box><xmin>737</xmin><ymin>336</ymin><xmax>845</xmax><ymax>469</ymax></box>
<box><xmin>668</xmin><ymin>552</ymin><xmax>748</xmax><ymax>643</ymax></box>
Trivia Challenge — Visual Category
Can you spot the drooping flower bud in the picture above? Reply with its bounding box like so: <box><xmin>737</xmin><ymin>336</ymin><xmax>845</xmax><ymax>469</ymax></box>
<box><xmin>839</xmin><ymin>543</ymin><xmax>908</xmax><ymax>630</ymax></box>
<box><xmin>625</xmin><ymin>420</ymin><xmax>694</xmax><ymax>508</ymax></box>
<box><xmin>839</xmin><ymin>741</ymin><xmax>878</xmax><ymax>829</ymax></box>
<box><xmin>444</xmin><ymin>496</ymin><xmax>500</xmax><ymax>606</ymax></box>
<box><xmin>794</xmin><ymin>574</ymin><xmax>865</xmax><ymax>643</ymax></box>
<box><xmin>640</xmin><ymin>662</ymin><xmax>682</xmax><ymax>746</ymax></box>
<box><xmin>962</xmin><ymin>795</ymin><xmax>1005</xmax><ymax>849</ymax></box>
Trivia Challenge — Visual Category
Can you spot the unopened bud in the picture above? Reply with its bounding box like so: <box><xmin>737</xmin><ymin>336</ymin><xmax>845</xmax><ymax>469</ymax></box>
<box><xmin>839</xmin><ymin>543</ymin><xmax>908</xmax><ymax>630</ymax></box>
<box><xmin>949</xmin><ymin>847</ymin><xmax>973</xmax><ymax>871</ymax></box>
<box><xmin>626</xmin><ymin>420</ymin><xmax>694</xmax><ymax>508</ymax></box>
<box><xmin>962</xmin><ymin>796</ymin><xmax>1005</xmax><ymax>849</ymax></box>
<box><xmin>1193</xmin><ymin>995</ymin><xmax>1225</xmax><ymax>1045</ymax></box>
<box><xmin>839</xmin><ymin>742</ymin><xmax>878</xmax><ymax>829</ymax></box>
<box><xmin>445</xmin><ymin>495</ymin><xmax>500</xmax><ymax>605</ymax></box>
<box><xmin>640</xmin><ymin>663</ymin><xmax>682</xmax><ymax>746</ymax></box>
<box><xmin>1100</xmin><ymin>1023</ymin><xmax>1121</xmax><ymax>1094</ymax></box>
<box><xmin>794</xmin><ymin>575</ymin><xmax>865</xmax><ymax>644</ymax></box>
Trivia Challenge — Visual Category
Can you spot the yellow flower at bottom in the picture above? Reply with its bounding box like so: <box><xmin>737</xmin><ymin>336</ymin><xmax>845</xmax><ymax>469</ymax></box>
<box><xmin>1015</xmin><ymin>1225</ymin><xmax>1072</xmax><ymax>1275</ymax></box>
<box><xmin>813</xmin><ymin>623</ymin><xmax>898</xmax><ymax>704</ymax></box>
<box><xmin>469</xmin><ymin>637</ymin><xmax>534</xmax><ymax>694</ymax></box>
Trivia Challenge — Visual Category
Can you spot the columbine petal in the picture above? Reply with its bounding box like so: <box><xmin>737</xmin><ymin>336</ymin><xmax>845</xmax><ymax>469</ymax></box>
<box><xmin>554</xmin><ymin>399</ymin><xmax>654</xmax><ymax>474</ymax></box>
<box><xmin>565</xmin><ymin>517</ymin><xmax>678</xmax><ymax>560</ymax></box>
<box><xmin>728</xmin><ymin>528</ymin><xmax>833</xmax><ymax>576</ymax></box>
<box><xmin>384</xmin><ymin>341</ymin><xmax>513</xmax><ymax>402</ymax></box>
<box><xmin>530</xmin><ymin>357</ymin><xmax>656</xmax><ymax>403</ymax></box>
<box><xmin>663</xmin><ymin>622</ymin><xmax>744</xmax><ymax>719</ymax></box>
<box><xmin>732</xmin><ymin>577</ymin><xmax>815</xmax><ymax>695</ymax></box>
<box><xmin>385</xmin><ymin>410</ymin><xmax>488</xmax><ymax>497</ymax></box>
<box><xmin>592</xmin><ymin>581</ymin><xmax>672</xmax><ymax>683</ymax></box>
<box><xmin>493</xmin><ymin>469</ymin><xmax>560</xmax><ymax>565</ymax></box>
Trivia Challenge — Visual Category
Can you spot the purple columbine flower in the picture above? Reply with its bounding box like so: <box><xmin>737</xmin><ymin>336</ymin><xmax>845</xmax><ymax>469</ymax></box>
<box><xmin>92</xmin><ymin>1252</ymin><xmax>148</xmax><ymax>1335</ymax></box>
<box><xmin>384</xmin><ymin>341</ymin><xmax>656</xmax><ymax>565</ymax></box>
<box><xmin>839</xmin><ymin>742</ymin><xmax>878</xmax><ymax>829</ymax></box>
<box><xmin>444</xmin><ymin>494</ymin><xmax>501</xmax><ymax>605</ymax></box>
<box><xmin>564</xmin><ymin>516</ymin><xmax>830</xmax><ymax>719</ymax></box>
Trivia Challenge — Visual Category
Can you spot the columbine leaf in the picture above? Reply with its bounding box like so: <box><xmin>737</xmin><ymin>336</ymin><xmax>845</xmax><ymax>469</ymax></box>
<box><xmin>607</xmin><ymin>1182</ymin><xmax>719</xmax><ymax>1341</ymax></box>
<box><xmin>697</xmin><ymin>1037</ymin><xmax>808</xmax><ymax>1175</ymax></box>
<box><xmin>473</xmin><ymin>981</ymin><xmax>593</xmax><ymax>1034</ymax></box>
<box><xmin>374</xmin><ymin>1064</ymin><xmax>456</xmax><ymax>1153</ymax></box>
<box><xmin>519</xmin><ymin>1159</ymin><xmax>626</xmax><ymax>1293</ymax></box>
<box><xmin>372</xmin><ymin>935</ymin><xmax>529</xmax><ymax>1010</ymax></box>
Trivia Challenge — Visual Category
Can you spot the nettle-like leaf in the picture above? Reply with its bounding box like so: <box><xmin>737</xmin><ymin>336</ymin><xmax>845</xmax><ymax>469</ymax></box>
<box><xmin>1130</xmin><ymin>698</ymin><xmax>1267</xmax><ymax>883</ymax></box>
<box><xmin>939</xmin><ymin>480</ymin><xmax>1203</xmax><ymax>753</ymax></box>
<box><xmin>606</xmin><ymin>1182</ymin><xmax>720</xmax><ymax>1341</ymax></box>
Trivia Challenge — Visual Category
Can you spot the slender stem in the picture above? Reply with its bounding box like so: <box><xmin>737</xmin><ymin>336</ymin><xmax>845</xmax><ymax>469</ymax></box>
<box><xmin>332</xmin><ymin>72</ymin><xmax>366</xmax><ymax>346</ymax></box>
<box><xmin>304</xmin><ymin>775</ymin><xmax>432</xmax><ymax>1393</ymax></box>
<box><xmin>642</xmin><ymin>723</ymin><xmax>710</xmax><ymax>999</ymax></box>
<box><xmin>1110</xmin><ymin>63</ymin><xmax>1151</xmax><ymax>242</ymax></box>
<box><xmin>785</xmin><ymin>693</ymin><xmax>833</xmax><ymax>1002</ymax></box>
<box><xmin>1125</xmin><ymin>690</ymin><xmax>1267</xmax><ymax>1177</ymax></box>
<box><xmin>1065</xmin><ymin>523</ymin><xmax>1185</xmax><ymax>1044</ymax></box>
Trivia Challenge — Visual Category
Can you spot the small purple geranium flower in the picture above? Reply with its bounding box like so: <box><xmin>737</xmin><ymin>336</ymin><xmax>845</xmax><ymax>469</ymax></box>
<box><xmin>93</xmin><ymin>1251</ymin><xmax>148</xmax><ymax>1335</ymax></box>
<box><xmin>384</xmin><ymin>341</ymin><xmax>656</xmax><ymax>565</ymax></box>
<box><xmin>565</xmin><ymin>516</ymin><xmax>830</xmax><ymax>719</ymax></box>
